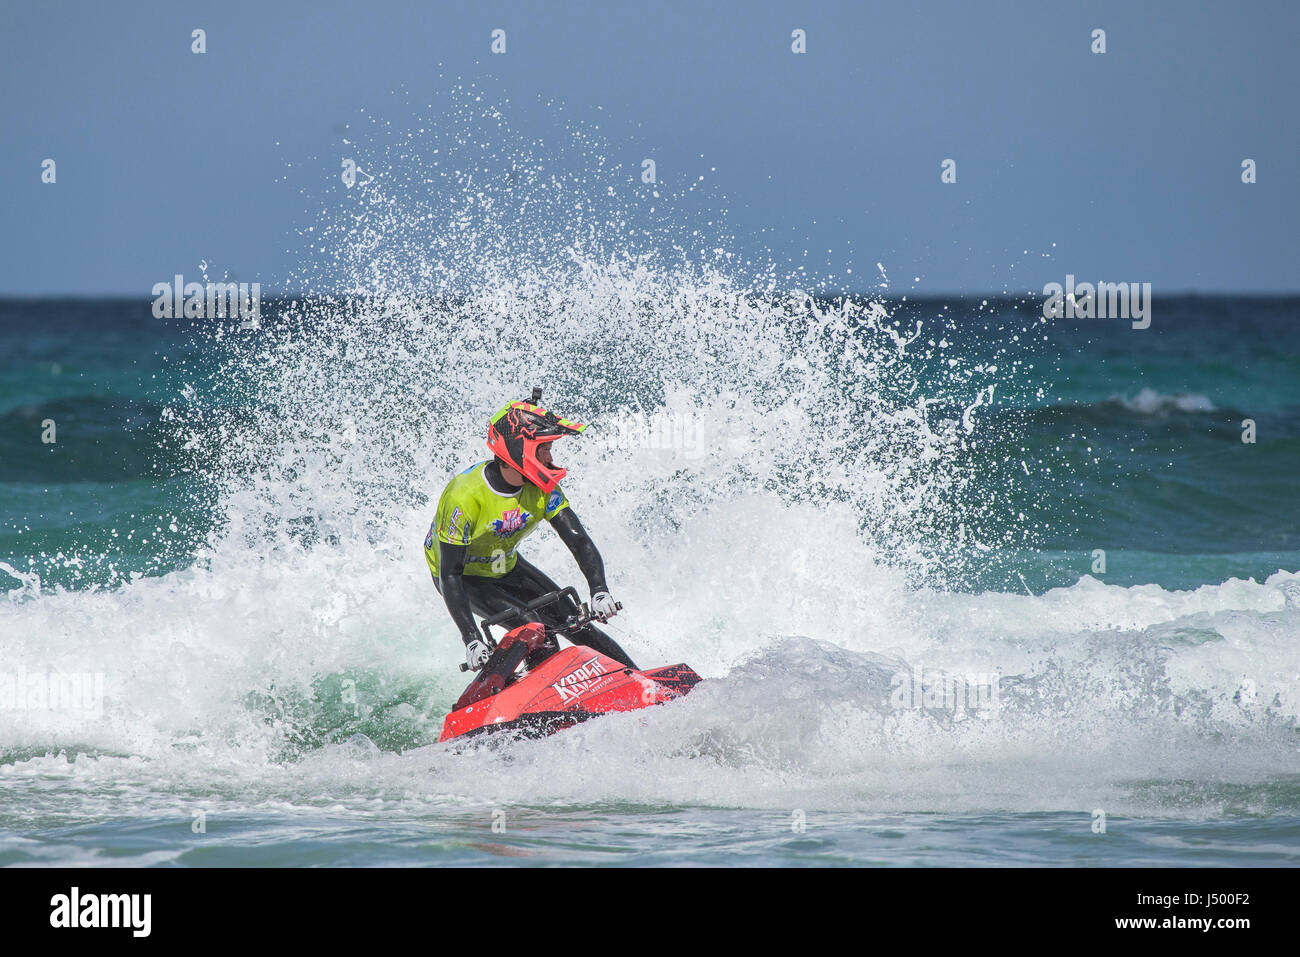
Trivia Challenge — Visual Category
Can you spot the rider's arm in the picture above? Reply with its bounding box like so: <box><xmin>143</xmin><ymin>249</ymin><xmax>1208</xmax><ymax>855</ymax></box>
<box><xmin>438</xmin><ymin>541</ymin><xmax>481</xmax><ymax>645</ymax></box>
<box><xmin>548</xmin><ymin>508</ymin><xmax>609</xmax><ymax>596</ymax></box>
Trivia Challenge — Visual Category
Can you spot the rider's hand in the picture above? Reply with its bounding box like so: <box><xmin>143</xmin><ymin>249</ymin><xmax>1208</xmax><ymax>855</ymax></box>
<box><xmin>464</xmin><ymin>639</ymin><xmax>491</xmax><ymax>671</ymax></box>
<box><xmin>591</xmin><ymin>592</ymin><xmax>619</xmax><ymax>620</ymax></box>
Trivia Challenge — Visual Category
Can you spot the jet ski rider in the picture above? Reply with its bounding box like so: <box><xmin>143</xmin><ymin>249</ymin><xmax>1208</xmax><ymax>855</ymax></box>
<box><xmin>423</xmin><ymin>391</ymin><xmax>638</xmax><ymax>673</ymax></box>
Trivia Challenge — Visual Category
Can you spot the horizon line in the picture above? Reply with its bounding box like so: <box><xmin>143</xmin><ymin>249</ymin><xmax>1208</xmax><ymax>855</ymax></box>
<box><xmin>2</xmin><ymin>289</ymin><xmax>1299</xmax><ymax>301</ymax></box>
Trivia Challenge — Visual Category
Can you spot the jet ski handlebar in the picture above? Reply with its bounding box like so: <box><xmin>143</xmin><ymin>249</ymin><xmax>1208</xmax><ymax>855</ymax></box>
<box><xmin>476</xmin><ymin>586</ymin><xmax>622</xmax><ymax>646</ymax></box>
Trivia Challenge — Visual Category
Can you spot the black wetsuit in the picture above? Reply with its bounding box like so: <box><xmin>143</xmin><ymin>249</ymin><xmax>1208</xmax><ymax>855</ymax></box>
<box><xmin>434</xmin><ymin>461</ymin><xmax>637</xmax><ymax>669</ymax></box>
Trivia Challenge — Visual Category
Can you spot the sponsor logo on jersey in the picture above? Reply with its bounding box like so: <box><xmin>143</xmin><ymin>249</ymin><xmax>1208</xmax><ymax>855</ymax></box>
<box><xmin>552</xmin><ymin>656</ymin><xmax>610</xmax><ymax>703</ymax></box>
<box><xmin>467</xmin><ymin>550</ymin><xmax>514</xmax><ymax>564</ymax></box>
<box><xmin>424</xmin><ymin>521</ymin><xmax>435</xmax><ymax>550</ymax></box>
<box><xmin>446</xmin><ymin>507</ymin><xmax>465</xmax><ymax>541</ymax></box>
<box><xmin>491</xmin><ymin>506</ymin><xmax>530</xmax><ymax>538</ymax></box>
<box><xmin>546</xmin><ymin>489</ymin><xmax>564</xmax><ymax>513</ymax></box>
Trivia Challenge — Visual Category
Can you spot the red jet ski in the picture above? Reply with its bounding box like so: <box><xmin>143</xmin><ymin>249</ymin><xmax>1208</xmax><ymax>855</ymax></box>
<box><xmin>439</xmin><ymin>588</ymin><xmax>702</xmax><ymax>743</ymax></box>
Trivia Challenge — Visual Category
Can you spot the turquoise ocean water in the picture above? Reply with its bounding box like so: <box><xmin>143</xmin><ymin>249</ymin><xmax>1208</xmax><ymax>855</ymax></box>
<box><xmin>2</xmin><ymin>292</ymin><xmax>1298</xmax><ymax>866</ymax></box>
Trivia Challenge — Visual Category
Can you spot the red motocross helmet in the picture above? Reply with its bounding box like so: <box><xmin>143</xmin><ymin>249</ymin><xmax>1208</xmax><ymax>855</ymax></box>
<box><xmin>486</xmin><ymin>390</ymin><xmax>587</xmax><ymax>494</ymax></box>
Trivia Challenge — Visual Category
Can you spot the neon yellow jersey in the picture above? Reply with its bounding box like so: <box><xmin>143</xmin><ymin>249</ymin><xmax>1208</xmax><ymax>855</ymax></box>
<box><xmin>423</xmin><ymin>461</ymin><xmax>570</xmax><ymax>579</ymax></box>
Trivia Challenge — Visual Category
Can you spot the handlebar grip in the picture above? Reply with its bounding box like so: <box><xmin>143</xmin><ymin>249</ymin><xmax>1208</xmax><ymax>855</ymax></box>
<box><xmin>478</xmin><ymin>586</ymin><xmax>580</xmax><ymax>643</ymax></box>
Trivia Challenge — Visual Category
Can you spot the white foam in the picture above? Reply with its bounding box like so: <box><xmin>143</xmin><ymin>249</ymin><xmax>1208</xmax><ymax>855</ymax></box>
<box><xmin>1112</xmin><ymin>387</ymin><xmax>1217</xmax><ymax>414</ymax></box>
<box><xmin>2</xmin><ymin>87</ymin><xmax>1295</xmax><ymax>819</ymax></box>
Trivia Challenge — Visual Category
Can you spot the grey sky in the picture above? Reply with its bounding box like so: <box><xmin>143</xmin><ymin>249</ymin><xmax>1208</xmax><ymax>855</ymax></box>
<box><xmin>2</xmin><ymin>0</ymin><xmax>1296</xmax><ymax>295</ymax></box>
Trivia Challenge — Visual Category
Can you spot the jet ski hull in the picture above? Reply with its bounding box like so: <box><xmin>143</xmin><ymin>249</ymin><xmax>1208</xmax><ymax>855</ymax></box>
<box><xmin>439</xmin><ymin>630</ymin><xmax>701</xmax><ymax>743</ymax></box>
